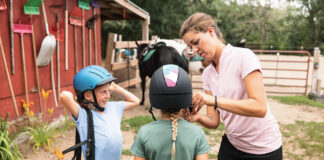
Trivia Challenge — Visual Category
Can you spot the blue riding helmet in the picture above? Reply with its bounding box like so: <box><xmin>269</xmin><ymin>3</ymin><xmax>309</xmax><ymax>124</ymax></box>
<box><xmin>149</xmin><ymin>64</ymin><xmax>192</xmax><ymax>110</ymax></box>
<box><xmin>73</xmin><ymin>65</ymin><xmax>117</xmax><ymax>94</ymax></box>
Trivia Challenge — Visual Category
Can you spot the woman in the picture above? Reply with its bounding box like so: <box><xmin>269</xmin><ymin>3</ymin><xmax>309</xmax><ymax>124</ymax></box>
<box><xmin>180</xmin><ymin>13</ymin><xmax>282</xmax><ymax>160</ymax></box>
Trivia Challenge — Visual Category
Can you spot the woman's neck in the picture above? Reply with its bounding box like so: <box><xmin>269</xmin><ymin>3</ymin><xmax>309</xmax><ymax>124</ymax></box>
<box><xmin>213</xmin><ymin>43</ymin><xmax>226</xmax><ymax>70</ymax></box>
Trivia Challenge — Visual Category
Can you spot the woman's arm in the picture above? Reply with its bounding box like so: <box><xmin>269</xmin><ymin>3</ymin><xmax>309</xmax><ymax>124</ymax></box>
<box><xmin>109</xmin><ymin>82</ymin><xmax>140</xmax><ymax>110</ymax></box>
<box><xmin>134</xmin><ymin>156</ymin><xmax>146</xmax><ymax>160</ymax></box>
<box><xmin>196</xmin><ymin>153</ymin><xmax>208</xmax><ymax>160</ymax></box>
<box><xmin>59</xmin><ymin>91</ymin><xmax>79</xmax><ymax>118</ymax></box>
<box><xmin>218</xmin><ymin>70</ymin><xmax>267</xmax><ymax>117</ymax></box>
<box><xmin>193</xmin><ymin>70</ymin><xmax>267</xmax><ymax>118</ymax></box>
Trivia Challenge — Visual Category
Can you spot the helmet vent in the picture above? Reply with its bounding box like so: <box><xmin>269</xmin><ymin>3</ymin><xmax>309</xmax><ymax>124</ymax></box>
<box><xmin>89</xmin><ymin>71</ymin><xmax>104</xmax><ymax>79</ymax></box>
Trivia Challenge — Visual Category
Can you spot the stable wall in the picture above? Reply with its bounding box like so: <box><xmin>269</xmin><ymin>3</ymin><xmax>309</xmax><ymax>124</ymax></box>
<box><xmin>0</xmin><ymin>0</ymin><xmax>102</xmax><ymax>120</ymax></box>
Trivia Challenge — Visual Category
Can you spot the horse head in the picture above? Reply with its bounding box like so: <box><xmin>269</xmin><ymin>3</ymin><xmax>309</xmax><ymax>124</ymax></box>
<box><xmin>136</xmin><ymin>40</ymin><xmax>189</xmax><ymax>105</ymax></box>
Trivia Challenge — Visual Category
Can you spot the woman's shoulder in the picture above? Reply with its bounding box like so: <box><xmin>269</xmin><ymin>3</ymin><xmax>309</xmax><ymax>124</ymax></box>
<box><xmin>231</xmin><ymin>46</ymin><xmax>254</xmax><ymax>56</ymax></box>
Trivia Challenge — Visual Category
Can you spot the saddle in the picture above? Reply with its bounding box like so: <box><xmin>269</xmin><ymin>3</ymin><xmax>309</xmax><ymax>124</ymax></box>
<box><xmin>142</xmin><ymin>41</ymin><xmax>166</xmax><ymax>62</ymax></box>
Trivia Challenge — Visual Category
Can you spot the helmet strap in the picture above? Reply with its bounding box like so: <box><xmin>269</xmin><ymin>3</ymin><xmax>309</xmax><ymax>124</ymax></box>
<box><xmin>91</xmin><ymin>90</ymin><xmax>105</xmax><ymax>112</ymax></box>
<box><xmin>149</xmin><ymin>106</ymin><xmax>156</xmax><ymax>121</ymax></box>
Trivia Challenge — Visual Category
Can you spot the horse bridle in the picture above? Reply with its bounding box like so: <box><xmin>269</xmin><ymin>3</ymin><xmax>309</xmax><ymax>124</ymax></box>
<box><xmin>142</xmin><ymin>41</ymin><xmax>167</xmax><ymax>57</ymax></box>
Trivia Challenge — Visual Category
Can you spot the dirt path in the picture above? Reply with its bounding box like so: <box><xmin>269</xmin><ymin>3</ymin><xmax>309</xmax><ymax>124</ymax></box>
<box><xmin>21</xmin><ymin>84</ymin><xmax>324</xmax><ymax>160</ymax></box>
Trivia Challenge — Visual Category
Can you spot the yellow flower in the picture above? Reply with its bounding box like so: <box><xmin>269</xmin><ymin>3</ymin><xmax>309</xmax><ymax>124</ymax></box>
<box><xmin>29</xmin><ymin>110</ymin><xmax>34</xmax><ymax>117</ymax></box>
<box><xmin>48</xmin><ymin>108</ymin><xmax>53</xmax><ymax>115</ymax></box>
<box><xmin>21</xmin><ymin>99</ymin><xmax>28</xmax><ymax>114</ymax></box>
<box><xmin>28</xmin><ymin>102</ymin><xmax>34</xmax><ymax>109</ymax></box>
<box><xmin>54</xmin><ymin>149</ymin><xmax>64</xmax><ymax>160</ymax></box>
<box><xmin>42</xmin><ymin>89</ymin><xmax>52</xmax><ymax>100</ymax></box>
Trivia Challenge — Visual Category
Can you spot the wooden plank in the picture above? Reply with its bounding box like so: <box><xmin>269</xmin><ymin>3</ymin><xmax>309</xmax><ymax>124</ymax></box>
<box><xmin>114</xmin><ymin>0</ymin><xmax>150</xmax><ymax>20</ymax></box>
<box><xmin>111</xmin><ymin>59</ymin><xmax>138</xmax><ymax>71</ymax></box>
<box><xmin>114</xmin><ymin>40</ymin><xmax>152</xmax><ymax>49</ymax></box>
<box><xmin>142</xmin><ymin>19</ymin><xmax>149</xmax><ymax>40</ymax></box>
<box><xmin>118</xmin><ymin>77</ymin><xmax>141</xmax><ymax>88</ymax></box>
<box><xmin>105</xmin><ymin>33</ymin><xmax>117</xmax><ymax>72</ymax></box>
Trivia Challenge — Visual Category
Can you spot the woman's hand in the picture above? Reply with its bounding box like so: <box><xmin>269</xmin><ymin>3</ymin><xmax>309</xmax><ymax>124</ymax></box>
<box><xmin>192</xmin><ymin>92</ymin><xmax>215</xmax><ymax>113</ymax></box>
<box><xmin>181</xmin><ymin>109</ymin><xmax>202</xmax><ymax>123</ymax></box>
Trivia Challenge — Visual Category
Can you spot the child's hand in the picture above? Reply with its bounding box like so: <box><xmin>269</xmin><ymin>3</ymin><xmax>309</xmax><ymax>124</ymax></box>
<box><xmin>59</xmin><ymin>91</ymin><xmax>75</xmax><ymax>101</ymax></box>
<box><xmin>109</xmin><ymin>82</ymin><xmax>118</xmax><ymax>92</ymax></box>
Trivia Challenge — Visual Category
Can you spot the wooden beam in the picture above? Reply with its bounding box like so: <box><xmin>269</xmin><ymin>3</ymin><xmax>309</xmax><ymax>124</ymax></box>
<box><xmin>114</xmin><ymin>40</ymin><xmax>152</xmax><ymax>49</ymax></box>
<box><xmin>113</xmin><ymin>0</ymin><xmax>150</xmax><ymax>21</ymax></box>
<box><xmin>111</xmin><ymin>59</ymin><xmax>138</xmax><ymax>71</ymax></box>
<box><xmin>105</xmin><ymin>33</ymin><xmax>117</xmax><ymax>72</ymax></box>
<box><xmin>142</xmin><ymin>19</ymin><xmax>149</xmax><ymax>40</ymax></box>
<box><xmin>118</xmin><ymin>77</ymin><xmax>141</xmax><ymax>88</ymax></box>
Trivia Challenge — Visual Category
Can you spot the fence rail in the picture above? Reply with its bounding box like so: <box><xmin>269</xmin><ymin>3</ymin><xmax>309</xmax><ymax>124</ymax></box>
<box><xmin>104</xmin><ymin>33</ymin><xmax>153</xmax><ymax>88</ymax></box>
<box><xmin>253</xmin><ymin>50</ymin><xmax>311</xmax><ymax>95</ymax></box>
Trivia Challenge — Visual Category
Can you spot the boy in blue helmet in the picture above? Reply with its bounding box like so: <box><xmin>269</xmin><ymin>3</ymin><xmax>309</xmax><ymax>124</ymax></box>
<box><xmin>60</xmin><ymin>65</ymin><xmax>140</xmax><ymax>160</ymax></box>
<box><xmin>130</xmin><ymin>64</ymin><xmax>210</xmax><ymax>160</ymax></box>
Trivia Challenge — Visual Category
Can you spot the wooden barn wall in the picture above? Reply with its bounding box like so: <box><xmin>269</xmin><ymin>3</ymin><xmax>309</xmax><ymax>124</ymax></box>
<box><xmin>0</xmin><ymin>0</ymin><xmax>102</xmax><ymax>120</ymax></box>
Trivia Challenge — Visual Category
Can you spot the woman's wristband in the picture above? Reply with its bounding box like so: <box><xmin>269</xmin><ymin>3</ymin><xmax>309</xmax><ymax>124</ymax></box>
<box><xmin>214</xmin><ymin>96</ymin><xmax>218</xmax><ymax>110</ymax></box>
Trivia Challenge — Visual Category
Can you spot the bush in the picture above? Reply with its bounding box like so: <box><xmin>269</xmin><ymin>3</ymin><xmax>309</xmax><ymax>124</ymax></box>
<box><xmin>0</xmin><ymin>113</ymin><xmax>22</xmax><ymax>160</ymax></box>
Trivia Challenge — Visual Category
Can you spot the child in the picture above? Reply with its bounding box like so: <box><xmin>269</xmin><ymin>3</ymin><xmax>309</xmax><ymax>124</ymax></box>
<box><xmin>130</xmin><ymin>64</ymin><xmax>210</xmax><ymax>160</ymax></box>
<box><xmin>60</xmin><ymin>65</ymin><xmax>140</xmax><ymax>160</ymax></box>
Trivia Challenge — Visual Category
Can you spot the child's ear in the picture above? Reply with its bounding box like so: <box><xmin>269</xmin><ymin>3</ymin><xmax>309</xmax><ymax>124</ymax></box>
<box><xmin>83</xmin><ymin>90</ymin><xmax>93</xmax><ymax>101</ymax></box>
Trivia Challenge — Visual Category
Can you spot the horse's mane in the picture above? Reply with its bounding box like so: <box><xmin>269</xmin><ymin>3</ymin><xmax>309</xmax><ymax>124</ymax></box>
<box><xmin>136</xmin><ymin>43</ymin><xmax>149</xmax><ymax>60</ymax></box>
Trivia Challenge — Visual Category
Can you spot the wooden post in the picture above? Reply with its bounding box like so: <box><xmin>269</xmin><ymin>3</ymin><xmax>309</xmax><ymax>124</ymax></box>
<box><xmin>316</xmin><ymin>79</ymin><xmax>321</xmax><ymax>93</ymax></box>
<box><xmin>105</xmin><ymin>33</ymin><xmax>117</xmax><ymax>72</ymax></box>
<box><xmin>311</xmin><ymin>47</ymin><xmax>321</xmax><ymax>93</ymax></box>
<box><xmin>142</xmin><ymin>19</ymin><xmax>149</xmax><ymax>40</ymax></box>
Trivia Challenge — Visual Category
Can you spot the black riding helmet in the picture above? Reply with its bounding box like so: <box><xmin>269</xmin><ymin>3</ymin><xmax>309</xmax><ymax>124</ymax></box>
<box><xmin>149</xmin><ymin>64</ymin><xmax>192</xmax><ymax>119</ymax></box>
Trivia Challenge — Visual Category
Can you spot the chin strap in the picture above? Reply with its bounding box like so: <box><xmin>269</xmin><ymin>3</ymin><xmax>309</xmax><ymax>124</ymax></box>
<box><xmin>91</xmin><ymin>90</ymin><xmax>105</xmax><ymax>112</ymax></box>
<box><xmin>149</xmin><ymin>106</ymin><xmax>156</xmax><ymax>121</ymax></box>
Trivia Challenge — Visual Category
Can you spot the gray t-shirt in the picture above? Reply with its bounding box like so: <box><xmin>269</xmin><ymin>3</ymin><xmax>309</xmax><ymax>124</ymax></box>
<box><xmin>131</xmin><ymin>118</ymin><xmax>210</xmax><ymax>160</ymax></box>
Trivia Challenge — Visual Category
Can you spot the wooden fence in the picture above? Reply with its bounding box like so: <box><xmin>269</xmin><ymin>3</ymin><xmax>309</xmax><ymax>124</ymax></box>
<box><xmin>104</xmin><ymin>33</ymin><xmax>153</xmax><ymax>88</ymax></box>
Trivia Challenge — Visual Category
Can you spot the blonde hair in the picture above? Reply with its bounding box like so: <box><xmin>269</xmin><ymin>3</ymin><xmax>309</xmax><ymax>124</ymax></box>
<box><xmin>180</xmin><ymin>12</ymin><xmax>225</xmax><ymax>43</ymax></box>
<box><xmin>169</xmin><ymin>113</ymin><xmax>178</xmax><ymax>160</ymax></box>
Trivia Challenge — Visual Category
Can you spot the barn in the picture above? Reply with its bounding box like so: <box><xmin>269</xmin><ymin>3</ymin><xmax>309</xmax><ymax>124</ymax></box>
<box><xmin>0</xmin><ymin>0</ymin><xmax>149</xmax><ymax>120</ymax></box>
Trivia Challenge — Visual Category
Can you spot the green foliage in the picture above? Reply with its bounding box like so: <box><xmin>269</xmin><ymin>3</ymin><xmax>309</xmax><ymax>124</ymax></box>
<box><xmin>23</xmin><ymin>121</ymin><xmax>58</xmax><ymax>152</ymax></box>
<box><xmin>121</xmin><ymin>116</ymin><xmax>154</xmax><ymax>133</ymax></box>
<box><xmin>269</xmin><ymin>95</ymin><xmax>324</xmax><ymax>108</ymax></box>
<box><xmin>0</xmin><ymin>113</ymin><xmax>22</xmax><ymax>160</ymax></box>
<box><xmin>122</xmin><ymin>149</ymin><xmax>132</xmax><ymax>156</ymax></box>
<box><xmin>208</xmin><ymin>153</ymin><xmax>217</xmax><ymax>159</ymax></box>
<box><xmin>101</xmin><ymin>0</ymin><xmax>324</xmax><ymax>53</ymax></box>
<box><xmin>56</xmin><ymin>115</ymin><xmax>75</xmax><ymax>134</ymax></box>
<box><xmin>202</xmin><ymin>127</ymin><xmax>211</xmax><ymax>135</ymax></box>
<box><xmin>280</xmin><ymin>121</ymin><xmax>324</xmax><ymax>158</ymax></box>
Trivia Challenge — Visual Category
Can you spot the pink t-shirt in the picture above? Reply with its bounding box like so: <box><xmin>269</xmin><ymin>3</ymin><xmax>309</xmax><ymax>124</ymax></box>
<box><xmin>202</xmin><ymin>44</ymin><xmax>282</xmax><ymax>154</ymax></box>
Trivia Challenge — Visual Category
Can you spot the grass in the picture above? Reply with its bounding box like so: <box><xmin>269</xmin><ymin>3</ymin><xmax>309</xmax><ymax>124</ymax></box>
<box><xmin>268</xmin><ymin>95</ymin><xmax>324</xmax><ymax>108</ymax></box>
<box><xmin>121</xmin><ymin>115</ymin><xmax>154</xmax><ymax>133</ymax></box>
<box><xmin>280</xmin><ymin>121</ymin><xmax>324</xmax><ymax>159</ymax></box>
<box><xmin>122</xmin><ymin>149</ymin><xmax>132</xmax><ymax>156</ymax></box>
<box><xmin>120</xmin><ymin>115</ymin><xmax>324</xmax><ymax>159</ymax></box>
<box><xmin>208</xmin><ymin>153</ymin><xmax>217</xmax><ymax>159</ymax></box>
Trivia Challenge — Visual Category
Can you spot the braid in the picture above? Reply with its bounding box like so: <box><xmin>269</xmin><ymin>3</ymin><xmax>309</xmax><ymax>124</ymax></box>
<box><xmin>169</xmin><ymin>113</ymin><xmax>178</xmax><ymax>160</ymax></box>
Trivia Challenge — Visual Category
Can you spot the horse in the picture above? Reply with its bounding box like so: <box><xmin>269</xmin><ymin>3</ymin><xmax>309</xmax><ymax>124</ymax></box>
<box><xmin>136</xmin><ymin>39</ymin><xmax>209</xmax><ymax>105</ymax></box>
